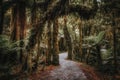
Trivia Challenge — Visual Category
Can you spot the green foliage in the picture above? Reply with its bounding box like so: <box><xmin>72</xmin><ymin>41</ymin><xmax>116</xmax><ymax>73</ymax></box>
<box><xmin>0</xmin><ymin>35</ymin><xmax>24</xmax><ymax>65</ymax></box>
<box><xmin>95</xmin><ymin>31</ymin><xmax>105</xmax><ymax>44</ymax></box>
<box><xmin>84</xmin><ymin>36</ymin><xmax>96</xmax><ymax>43</ymax></box>
<box><xmin>0</xmin><ymin>35</ymin><xmax>22</xmax><ymax>54</ymax></box>
<box><xmin>0</xmin><ymin>35</ymin><xmax>17</xmax><ymax>75</ymax></box>
<box><xmin>101</xmin><ymin>48</ymin><xmax>112</xmax><ymax>60</ymax></box>
<box><xmin>0</xmin><ymin>35</ymin><xmax>13</xmax><ymax>53</ymax></box>
<box><xmin>84</xmin><ymin>31</ymin><xmax>105</xmax><ymax>45</ymax></box>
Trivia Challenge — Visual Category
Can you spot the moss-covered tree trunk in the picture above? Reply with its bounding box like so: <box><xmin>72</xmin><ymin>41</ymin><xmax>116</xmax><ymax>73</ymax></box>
<box><xmin>59</xmin><ymin>37</ymin><xmax>66</xmax><ymax>52</ymax></box>
<box><xmin>47</xmin><ymin>20</ymin><xmax>52</xmax><ymax>65</ymax></box>
<box><xmin>112</xmin><ymin>20</ymin><xmax>117</xmax><ymax>73</ymax></box>
<box><xmin>31</xmin><ymin>0</ymin><xmax>37</xmax><ymax>25</ymax></box>
<box><xmin>29</xmin><ymin>0</ymin><xmax>39</xmax><ymax>71</ymax></box>
<box><xmin>11</xmin><ymin>2</ymin><xmax>26</xmax><ymax>40</ymax></box>
<box><xmin>10</xmin><ymin>6</ymin><xmax>20</xmax><ymax>41</ymax></box>
<box><xmin>0</xmin><ymin>0</ymin><xmax>4</xmax><ymax>34</ymax></box>
<box><xmin>19</xmin><ymin>1</ymin><xmax>26</xmax><ymax>64</ymax></box>
<box><xmin>10</xmin><ymin>1</ymin><xmax>27</xmax><ymax>71</ymax></box>
<box><xmin>78</xmin><ymin>20</ymin><xmax>83</xmax><ymax>61</ymax></box>
<box><xmin>33</xmin><ymin>34</ymin><xmax>40</xmax><ymax>71</ymax></box>
<box><xmin>52</xmin><ymin>19</ymin><xmax>59</xmax><ymax>65</ymax></box>
<box><xmin>63</xmin><ymin>16</ymin><xmax>72</xmax><ymax>60</ymax></box>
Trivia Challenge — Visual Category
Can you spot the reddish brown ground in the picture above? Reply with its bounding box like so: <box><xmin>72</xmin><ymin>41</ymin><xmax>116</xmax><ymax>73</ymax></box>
<box><xmin>28</xmin><ymin>53</ymin><xmax>103</xmax><ymax>80</ymax></box>
<box><xmin>0</xmin><ymin>53</ymin><xmax>119</xmax><ymax>80</ymax></box>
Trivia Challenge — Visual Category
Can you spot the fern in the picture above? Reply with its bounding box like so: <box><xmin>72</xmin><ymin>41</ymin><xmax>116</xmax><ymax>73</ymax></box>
<box><xmin>101</xmin><ymin>48</ymin><xmax>112</xmax><ymax>60</ymax></box>
<box><xmin>95</xmin><ymin>31</ymin><xmax>105</xmax><ymax>44</ymax></box>
<box><xmin>84</xmin><ymin>31</ymin><xmax>105</xmax><ymax>45</ymax></box>
<box><xmin>0</xmin><ymin>35</ymin><xmax>25</xmax><ymax>65</ymax></box>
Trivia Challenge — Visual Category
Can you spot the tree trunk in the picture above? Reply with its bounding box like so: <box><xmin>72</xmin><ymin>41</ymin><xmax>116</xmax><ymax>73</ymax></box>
<box><xmin>113</xmin><ymin>20</ymin><xmax>117</xmax><ymax>73</ymax></box>
<box><xmin>0</xmin><ymin>0</ymin><xmax>4</xmax><ymax>34</ymax></box>
<box><xmin>33</xmin><ymin>34</ymin><xmax>41</xmax><ymax>71</ymax></box>
<box><xmin>10</xmin><ymin>1</ymin><xmax>26</xmax><ymax>70</ymax></box>
<box><xmin>52</xmin><ymin>19</ymin><xmax>59</xmax><ymax>65</ymax></box>
<box><xmin>96</xmin><ymin>45</ymin><xmax>102</xmax><ymax>66</ymax></box>
<box><xmin>11</xmin><ymin>2</ymin><xmax>26</xmax><ymax>40</ymax></box>
<box><xmin>26</xmin><ymin>52</ymin><xmax>32</xmax><ymax>73</ymax></box>
<box><xmin>10</xmin><ymin>6</ymin><xmax>20</xmax><ymax>41</ymax></box>
<box><xmin>47</xmin><ymin>20</ymin><xmax>52</xmax><ymax>65</ymax></box>
<box><xmin>63</xmin><ymin>16</ymin><xmax>72</xmax><ymax>60</ymax></box>
<box><xmin>59</xmin><ymin>37</ymin><xmax>66</xmax><ymax>52</ymax></box>
<box><xmin>31</xmin><ymin>0</ymin><xmax>37</xmax><ymax>26</ymax></box>
<box><xmin>19</xmin><ymin>1</ymin><xmax>26</xmax><ymax>63</ymax></box>
<box><xmin>31</xmin><ymin>0</ymin><xmax>40</xmax><ymax>71</ymax></box>
<box><xmin>78</xmin><ymin>20</ymin><xmax>83</xmax><ymax>61</ymax></box>
<box><xmin>11</xmin><ymin>1</ymin><xmax>26</xmax><ymax>39</ymax></box>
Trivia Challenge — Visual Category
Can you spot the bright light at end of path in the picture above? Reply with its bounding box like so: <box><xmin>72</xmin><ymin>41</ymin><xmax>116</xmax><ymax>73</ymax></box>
<box><xmin>97</xmin><ymin>0</ymin><xmax>101</xmax><ymax>2</ymax></box>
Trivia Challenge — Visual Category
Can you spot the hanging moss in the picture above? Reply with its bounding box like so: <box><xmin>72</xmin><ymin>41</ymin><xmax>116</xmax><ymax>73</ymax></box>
<box><xmin>27</xmin><ymin>0</ymin><xmax>98</xmax><ymax>50</ymax></box>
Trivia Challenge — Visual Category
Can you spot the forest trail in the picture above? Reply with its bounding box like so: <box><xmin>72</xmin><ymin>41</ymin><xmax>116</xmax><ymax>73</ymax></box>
<box><xmin>47</xmin><ymin>52</ymin><xmax>87</xmax><ymax>80</ymax></box>
<box><xmin>30</xmin><ymin>52</ymin><xmax>101</xmax><ymax>80</ymax></box>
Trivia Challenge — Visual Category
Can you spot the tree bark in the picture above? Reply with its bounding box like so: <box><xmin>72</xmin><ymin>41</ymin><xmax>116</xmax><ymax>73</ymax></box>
<box><xmin>63</xmin><ymin>16</ymin><xmax>72</xmax><ymax>60</ymax></box>
<box><xmin>112</xmin><ymin>20</ymin><xmax>117</xmax><ymax>73</ymax></box>
<box><xmin>10</xmin><ymin>1</ymin><xmax>26</xmax><ymax>68</ymax></box>
<box><xmin>33</xmin><ymin>34</ymin><xmax>40</xmax><ymax>71</ymax></box>
<box><xmin>47</xmin><ymin>20</ymin><xmax>52</xmax><ymax>65</ymax></box>
<box><xmin>31</xmin><ymin>0</ymin><xmax>37</xmax><ymax>26</ymax></box>
<box><xmin>11</xmin><ymin>1</ymin><xmax>26</xmax><ymax>41</ymax></box>
<box><xmin>10</xmin><ymin>5</ymin><xmax>20</xmax><ymax>41</ymax></box>
<box><xmin>52</xmin><ymin>19</ymin><xmax>59</xmax><ymax>65</ymax></box>
<box><xmin>78</xmin><ymin>20</ymin><xmax>83</xmax><ymax>61</ymax></box>
<box><xmin>19</xmin><ymin>1</ymin><xmax>26</xmax><ymax>63</ymax></box>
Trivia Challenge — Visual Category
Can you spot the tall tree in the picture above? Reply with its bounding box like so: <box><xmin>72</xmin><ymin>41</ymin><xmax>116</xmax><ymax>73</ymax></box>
<box><xmin>29</xmin><ymin>0</ymin><xmax>38</xmax><ymax>71</ymax></box>
<box><xmin>10</xmin><ymin>5</ymin><xmax>20</xmax><ymax>41</ymax></box>
<box><xmin>31</xmin><ymin>0</ymin><xmax>37</xmax><ymax>25</ymax></box>
<box><xmin>11</xmin><ymin>1</ymin><xmax>26</xmax><ymax>41</ymax></box>
<box><xmin>63</xmin><ymin>16</ymin><xmax>72</xmax><ymax>60</ymax></box>
<box><xmin>112</xmin><ymin>16</ymin><xmax>117</xmax><ymax>73</ymax></box>
<box><xmin>19</xmin><ymin>1</ymin><xmax>26</xmax><ymax>63</ymax></box>
<box><xmin>52</xmin><ymin>19</ymin><xmax>59</xmax><ymax>65</ymax></box>
<box><xmin>47</xmin><ymin>20</ymin><xmax>52</xmax><ymax>65</ymax></box>
<box><xmin>0</xmin><ymin>0</ymin><xmax>4</xmax><ymax>34</ymax></box>
<box><xmin>78</xmin><ymin>19</ymin><xmax>83</xmax><ymax>61</ymax></box>
<box><xmin>10</xmin><ymin>0</ymin><xmax>26</xmax><ymax>63</ymax></box>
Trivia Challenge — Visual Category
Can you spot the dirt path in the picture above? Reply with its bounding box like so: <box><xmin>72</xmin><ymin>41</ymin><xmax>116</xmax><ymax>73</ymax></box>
<box><xmin>0</xmin><ymin>53</ymin><xmax>106</xmax><ymax>80</ymax></box>
<box><xmin>49</xmin><ymin>53</ymin><xmax>87</xmax><ymax>80</ymax></box>
<box><xmin>33</xmin><ymin>53</ymin><xmax>87</xmax><ymax>80</ymax></box>
<box><xmin>0</xmin><ymin>52</ymin><xmax>103</xmax><ymax>80</ymax></box>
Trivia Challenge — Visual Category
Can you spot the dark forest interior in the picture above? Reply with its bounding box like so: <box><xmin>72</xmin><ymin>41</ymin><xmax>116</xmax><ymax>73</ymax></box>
<box><xmin>0</xmin><ymin>0</ymin><xmax>120</xmax><ymax>80</ymax></box>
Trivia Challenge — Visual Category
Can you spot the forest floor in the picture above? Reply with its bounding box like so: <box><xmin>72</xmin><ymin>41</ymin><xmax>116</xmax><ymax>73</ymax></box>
<box><xmin>28</xmin><ymin>52</ymin><xmax>103</xmax><ymax>80</ymax></box>
<box><xmin>1</xmin><ymin>52</ymin><xmax>119</xmax><ymax>80</ymax></box>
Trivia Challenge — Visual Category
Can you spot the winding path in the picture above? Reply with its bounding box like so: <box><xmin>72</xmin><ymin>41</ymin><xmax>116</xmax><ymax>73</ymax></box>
<box><xmin>38</xmin><ymin>52</ymin><xmax>87</xmax><ymax>80</ymax></box>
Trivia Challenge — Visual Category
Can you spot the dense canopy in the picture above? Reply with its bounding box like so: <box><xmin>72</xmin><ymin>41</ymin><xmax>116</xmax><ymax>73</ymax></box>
<box><xmin>0</xmin><ymin>0</ymin><xmax>120</xmax><ymax>80</ymax></box>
